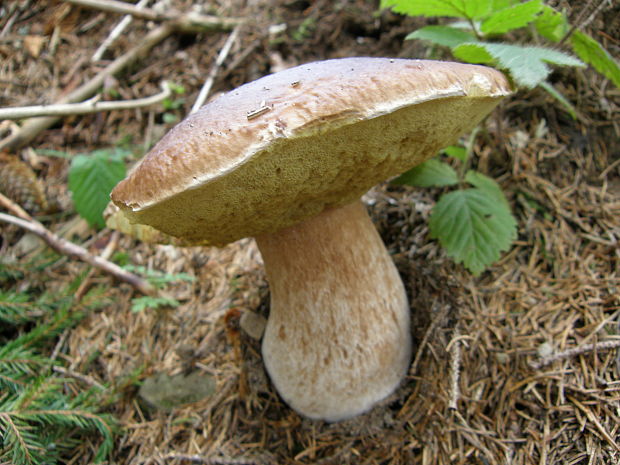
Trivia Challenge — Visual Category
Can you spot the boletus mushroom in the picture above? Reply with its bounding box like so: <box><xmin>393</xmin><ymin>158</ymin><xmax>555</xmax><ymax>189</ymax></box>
<box><xmin>110</xmin><ymin>57</ymin><xmax>511</xmax><ymax>421</ymax></box>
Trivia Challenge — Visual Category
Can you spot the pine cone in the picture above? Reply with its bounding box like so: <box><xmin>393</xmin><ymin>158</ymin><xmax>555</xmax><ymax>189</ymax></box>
<box><xmin>0</xmin><ymin>156</ymin><xmax>48</xmax><ymax>214</ymax></box>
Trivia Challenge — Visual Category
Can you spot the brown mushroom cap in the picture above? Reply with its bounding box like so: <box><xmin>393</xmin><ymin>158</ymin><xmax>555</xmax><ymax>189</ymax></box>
<box><xmin>111</xmin><ymin>57</ymin><xmax>511</xmax><ymax>245</ymax></box>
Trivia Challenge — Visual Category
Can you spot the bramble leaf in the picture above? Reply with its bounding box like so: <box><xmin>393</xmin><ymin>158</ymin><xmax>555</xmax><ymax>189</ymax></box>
<box><xmin>534</xmin><ymin>5</ymin><xmax>568</xmax><ymax>42</ymax></box>
<box><xmin>443</xmin><ymin>145</ymin><xmax>468</xmax><ymax>162</ymax></box>
<box><xmin>380</xmin><ymin>0</ymin><xmax>492</xmax><ymax>19</ymax></box>
<box><xmin>571</xmin><ymin>30</ymin><xmax>620</xmax><ymax>88</ymax></box>
<box><xmin>68</xmin><ymin>149</ymin><xmax>127</xmax><ymax>228</ymax></box>
<box><xmin>480</xmin><ymin>0</ymin><xmax>543</xmax><ymax>35</ymax></box>
<box><xmin>464</xmin><ymin>170</ymin><xmax>508</xmax><ymax>207</ymax></box>
<box><xmin>393</xmin><ymin>159</ymin><xmax>460</xmax><ymax>188</ymax></box>
<box><xmin>406</xmin><ymin>25</ymin><xmax>477</xmax><ymax>48</ymax></box>
<box><xmin>429</xmin><ymin>188</ymin><xmax>517</xmax><ymax>275</ymax></box>
<box><xmin>453</xmin><ymin>42</ymin><xmax>584</xmax><ymax>88</ymax></box>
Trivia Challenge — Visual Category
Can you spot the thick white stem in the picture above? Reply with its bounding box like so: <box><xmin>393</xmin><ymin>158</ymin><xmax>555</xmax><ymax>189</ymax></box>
<box><xmin>255</xmin><ymin>201</ymin><xmax>411</xmax><ymax>421</ymax></box>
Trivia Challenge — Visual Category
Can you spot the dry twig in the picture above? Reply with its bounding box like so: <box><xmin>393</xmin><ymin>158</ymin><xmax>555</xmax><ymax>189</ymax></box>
<box><xmin>446</xmin><ymin>329</ymin><xmax>467</xmax><ymax>410</ymax></box>
<box><xmin>191</xmin><ymin>25</ymin><xmax>241</xmax><ymax>113</ymax></box>
<box><xmin>0</xmin><ymin>193</ymin><xmax>155</xmax><ymax>296</ymax></box>
<box><xmin>91</xmin><ymin>0</ymin><xmax>150</xmax><ymax>61</ymax></box>
<box><xmin>74</xmin><ymin>230</ymin><xmax>121</xmax><ymax>300</ymax></box>
<box><xmin>529</xmin><ymin>339</ymin><xmax>620</xmax><ymax>370</ymax></box>
<box><xmin>0</xmin><ymin>9</ymin><xmax>243</xmax><ymax>151</ymax></box>
<box><xmin>0</xmin><ymin>23</ymin><xmax>174</xmax><ymax>151</ymax></box>
<box><xmin>63</xmin><ymin>0</ymin><xmax>243</xmax><ymax>31</ymax></box>
<box><xmin>0</xmin><ymin>81</ymin><xmax>171</xmax><ymax>119</ymax></box>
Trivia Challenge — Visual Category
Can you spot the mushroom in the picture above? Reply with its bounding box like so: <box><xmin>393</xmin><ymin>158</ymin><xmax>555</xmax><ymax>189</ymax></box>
<box><xmin>110</xmin><ymin>57</ymin><xmax>511</xmax><ymax>421</ymax></box>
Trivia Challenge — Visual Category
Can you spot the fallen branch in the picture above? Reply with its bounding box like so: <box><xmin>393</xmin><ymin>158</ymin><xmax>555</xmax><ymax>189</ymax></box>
<box><xmin>0</xmin><ymin>82</ymin><xmax>171</xmax><ymax>119</ymax></box>
<box><xmin>0</xmin><ymin>23</ymin><xmax>174</xmax><ymax>151</ymax></box>
<box><xmin>191</xmin><ymin>25</ymin><xmax>241</xmax><ymax>113</ymax></box>
<box><xmin>530</xmin><ymin>339</ymin><xmax>620</xmax><ymax>370</ymax></box>
<box><xmin>92</xmin><ymin>0</ymin><xmax>150</xmax><ymax>61</ymax></box>
<box><xmin>65</xmin><ymin>0</ymin><xmax>166</xmax><ymax>23</ymax></box>
<box><xmin>0</xmin><ymin>194</ymin><xmax>155</xmax><ymax>296</ymax></box>
<box><xmin>63</xmin><ymin>0</ymin><xmax>244</xmax><ymax>32</ymax></box>
<box><xmin>447</xmin><ymin>329</ymin><xmax>467</xmax><ymax>410</ymax></box>
<box><xmin>0</xmin><ymin>9</ymin><xmax>243</xmax><ymax>151</ymax></box>
<box><xmin>74</xmin><ymin>230</ymin><xmax>120</xmax><ymax>300</ymax></box>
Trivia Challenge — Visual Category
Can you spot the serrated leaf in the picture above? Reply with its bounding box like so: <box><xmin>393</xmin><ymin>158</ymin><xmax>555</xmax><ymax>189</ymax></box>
<box><xmin>452</xmin><ymin>42</ymin><xmax>495</xmax><ymax>63</ymax></box>
<box><xmin>406</xmin><ymin>25</ymin><xmax>477</xmax><ymax>48</ymax></box>
<box><xmin>464</xmin><ymin>170</ymin><xmax>508</xmax><ymax>207</ymax></box>
<box><xmin>453</xmin><ymin>42</ymin><xmax>584</xmax><ymax>88</ymax></box>
<box><xmin>534</xmin><ymin>5</ymin><xmax>568</xmax><ymax>42</ymax></box>
<box><xmin>491</xmin><ymin>0</ymin><xmax>513</xmax><ymax>10</ymax></box>
<box><xmin>68</xmin><ymin>150</ymin><xmax>126</xmax><ymax>228</ymax></box>
<box><xmin>429</xmin><ymin>188</ymin><xmax>517</xmax><ymax>275</ymax></box>
<box><xmin>480</xmin><ymin>0</ymin><xmax>543</xmax><ymax>35</ymax></box>
<box><xmin>539</xmin><ymin>81</ymin><xmax>578</xmax><ymax>119</ymax></box>
<box><xmin>442</xmin><ymin>145</ymin><xmax>468</xmax><ymax>161</ymax></box>
<box><xmin>571</xmin><ymin>30</ymin><xmax>620</xmax><ymax>88</ymax></box>
<box><xmin>393</xmin><ymin>159</ymin><xmax>460</xmax><ymax>188</ymax></box>
<box><xmin>381</xmin><ymin>0</ymin><xmax>492</xmax><ymax>19</ymax></box>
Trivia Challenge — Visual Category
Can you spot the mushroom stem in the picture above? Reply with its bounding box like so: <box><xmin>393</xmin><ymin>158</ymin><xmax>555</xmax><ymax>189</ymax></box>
<box><xmin>255</xmin><ymin>200</ymin><xmax>411</xmax><ymax>421</ymax></box>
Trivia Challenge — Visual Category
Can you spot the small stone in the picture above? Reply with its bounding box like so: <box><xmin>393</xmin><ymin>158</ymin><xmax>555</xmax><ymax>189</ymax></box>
<box><xmin>138</xmin><ymin>371</ymin><xmax>215</xmax><ymax>411</ymax></box>
<box><xmin>240</xmin><ymin>310</ymin><xmax>267</xmax><ymax>340</ymax></box>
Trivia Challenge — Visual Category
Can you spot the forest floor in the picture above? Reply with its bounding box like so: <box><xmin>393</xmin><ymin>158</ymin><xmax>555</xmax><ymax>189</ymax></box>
<box><xmin>1</xmin><ymin>0</ymin><xmax>619</xmax><ymax>464</ymax></box>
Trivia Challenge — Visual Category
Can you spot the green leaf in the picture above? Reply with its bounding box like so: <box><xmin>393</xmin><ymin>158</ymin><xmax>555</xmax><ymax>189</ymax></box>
<box><xmin>429</xmin><ymin>188</ymin><xmax>517</xmax><ymax>275</ymax></box>
<box><xmin>491</xmin><ymin>0</ymin><xmax>513</xmax><ymax>10</ymax></box>
<box><xmin>162</xmin><ymin>112</ymin><xmax>179</xmax><ymax>124</ymax></box>
<box><xmin>538</xmin><ymin>81</ymin><xmax>578</xmax><ymax>119</ymax></box>
<box><xmin>534</xmin><ymin>5</ymin><xmax>568</xmax><ymax>42</ymax></box>
<box><xmin>380</xmin><ymin>0</ymin><xmax>492</xmax><ymax>19</ymax></box>
<box><xmin>68</xmin><ymin>149</ymin><xmax>127</xmax><ymax>228</ymax></box>
<box><xmin>480</xmin><ymin>0</ymin><xmax>543</xmax><ymax>35</ymax></box>
<box><xmin>452</xmin><ymin>42</ymin><xmax>494</xmax><ymax>63</ymax></box>
<box><xmin>453</xmin><ymin>42</ymin><xmax>584</xmax><ymax>88</ymax></box>
<box><xmin>406</xmin><ymin>25</ymin><xmax>477</xmax><ymax>48</ymax></box>
<box><xmin>464</xmin><ymin>170</ymin><xmax>509</xmax><ymax>207</ymax></box>
<box><xmin>393</xmin><ymin>159</ymin><xmax>460</xmax><ymax>188</ymax></box>
<box><xmin>442</xmin><ymin>145</ymin><xmax>468</xmax><ymax>162</ymax></box>
<box><xmin>571</xmin><ymin>30</ymin><xmax>620</xmax><ymax>88</ymax></box>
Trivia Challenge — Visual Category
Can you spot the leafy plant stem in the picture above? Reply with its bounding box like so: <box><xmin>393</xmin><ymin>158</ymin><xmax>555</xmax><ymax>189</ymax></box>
<box><xmin>459</xmin><ymin>126</ymin><xmax>480</xmax><ymax>181</ymax></box>
<box><xmin>467</xmin><ymin>17</ymin><xmax>482</xmax><ymax>40</ymax></box>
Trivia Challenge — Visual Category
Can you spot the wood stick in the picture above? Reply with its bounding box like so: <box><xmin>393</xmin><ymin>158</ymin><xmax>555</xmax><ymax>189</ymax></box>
<box><xmin>530</xmin><ymin>339</ymin><xmax>620</xmax><ymax>370</ymax></box>
<box><xmin>65</xmin><ymin>0</ymin><xmax>167</xmax><ymax>22</ymax></box>
<box><xmin>0</xmin><ymin>23</ymin><xmax>174</xmax><ymax>152</ymax></box>
<box><xmin>74</xmin><ymin>230</ymin><xmax>121</xmax><ymax>300</ymax></box>
<box><xmin>91</xmin><ymin>0</ymin><xmax>150</xmax><ymax>61</ymax></box>
<box><xmin>447</xmin><ymin>328</ymin><xmax>464</xmax><ymax>410</ymax></box>
<box><xmin>63</xmin><ymin>0</ymin><xmax>243</xmax><ymax>31</ymax></box>
<box><xmin>190</xmin><ymin>25</ymin><xmax>241</xmax><ymax>113</ymax></box>
<box><xmin>0</xmin><ymin>194</ymin><xmax>155</xmax><ymax>296</ymax></box>
<box><xmin>0</xmin><ymin>82</ymin><xmax>171</xmax><ymax>119</ymax></box>
<box><xmin>0</xmin><ymin>9</ymin><xmax>243</xmax><ymax>151</ymax></box>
